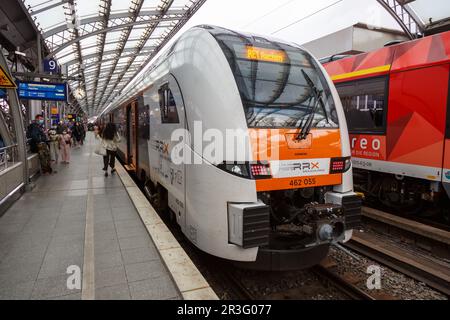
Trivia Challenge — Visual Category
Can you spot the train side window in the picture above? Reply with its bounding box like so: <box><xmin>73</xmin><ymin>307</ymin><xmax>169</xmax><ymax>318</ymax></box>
<box><xmin>336</xmin><ymin>76</ymin><xmax>388</xmax><ymax>134</ymax></box>
<box><xmin>158</xmin><ymin>85</ymin><xmax>180</xmax><ymax>124</ymax></box>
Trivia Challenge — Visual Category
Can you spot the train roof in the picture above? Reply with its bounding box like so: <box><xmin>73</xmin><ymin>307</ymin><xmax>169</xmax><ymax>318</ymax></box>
<box><xmin>102</xmin><ymin>25</ymin><xmax>313</xmax><ymax>115</ymax></box>
<box><xmin>196</xmin><ymin>25</ymin><xmax>303</xmax><ymax>50</ymax></box>
<box><xmin>324</xmin><ymin>30</ymin><xmax>450</xmax><ymax>83</ymax></box>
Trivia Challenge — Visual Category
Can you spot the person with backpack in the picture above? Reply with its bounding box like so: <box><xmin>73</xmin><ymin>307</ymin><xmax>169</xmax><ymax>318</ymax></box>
<box><xmin>27</xmin><ymin>114</ymin><xmax>53</xmax><ymax>174</ymax></box>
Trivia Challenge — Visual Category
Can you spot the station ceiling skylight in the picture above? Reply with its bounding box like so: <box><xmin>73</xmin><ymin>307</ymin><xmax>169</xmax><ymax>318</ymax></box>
<box><xmin>23</xmin><ymin>0</ymin><xmax>207</xmax><ymax>116</ymax></box>
<box><xmin>408</xmin><ymin>0</ymin><xmax>450</xmax><ymax>24</ymax></box>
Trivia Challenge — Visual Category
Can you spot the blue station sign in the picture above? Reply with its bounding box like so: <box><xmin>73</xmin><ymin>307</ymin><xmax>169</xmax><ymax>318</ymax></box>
<box><xmin>43</xmin><ymin>58</ymin><xmax>59</xmax><ymax>73</ymax></box>
<box><xmin>17</xmin><ymin>81</ymin><xmax>68</xmax><ymax>102</ymax></box>
<box><xmin>0</xmin><ymin>88</ymin><xmax>5</xmax><ymax>98</ymax></box>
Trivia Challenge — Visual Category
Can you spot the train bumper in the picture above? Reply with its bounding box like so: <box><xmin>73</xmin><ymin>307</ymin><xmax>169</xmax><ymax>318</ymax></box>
<box><xmin>233</xmin><ymin>244</ymin><xmax>330</xmax><ymax>271</ymax></box>
<box><xmin>325</xmin><ymin>191</ymin><xmax>362</xmax><ymax>231</ymax></box>
<box><xmin>228</xmin><ymin>201</ymin><xmax>270</xmax><ymax>249</ymax></box>
<box><xmin>227</xmin><ymin>198</ymin><xmax>359</xmax><ymax>270</ymax></box>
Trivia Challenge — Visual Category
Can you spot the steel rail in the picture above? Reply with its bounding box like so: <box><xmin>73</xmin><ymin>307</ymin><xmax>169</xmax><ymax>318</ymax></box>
<box><xmin>312</xmin><ymin>264</ymin><xmax>376</xmax><ymax>300</ymax></box>
<box><xmin>344</xmin><ymin>235</ymin><xmax>450</xmax><ymax>297</ymax></box>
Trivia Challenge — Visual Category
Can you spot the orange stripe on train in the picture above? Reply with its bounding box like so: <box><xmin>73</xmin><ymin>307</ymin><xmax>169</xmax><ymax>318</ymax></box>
<box><xmin>256</xmin><ymin>174</ymin><xmax>343</xmax><ymax>192</ymax></box>
<box><xmin>248</xmin><ymin>128</ymin><xmax>342</xmax><ymax>162</ymax></box>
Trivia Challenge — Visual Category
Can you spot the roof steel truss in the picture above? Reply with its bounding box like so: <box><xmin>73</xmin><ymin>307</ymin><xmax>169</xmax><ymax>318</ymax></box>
<box><xmin>376</xmin><ymin>0</ymin><xmax>425</xmax><ymax>39</ymax></box>
<box><xmin>24</xmin><ymin>0</ymin><xmax>207</xmax><ymax>115</ymax></box>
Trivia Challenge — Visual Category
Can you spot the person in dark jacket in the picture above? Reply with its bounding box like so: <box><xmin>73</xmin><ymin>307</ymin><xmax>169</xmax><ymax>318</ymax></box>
<box><xmin>27</xmin><ymin>115</ymin><xmax>46</xmax><ymax>153</ymax></box>
<box><xmin>79</xmin><ymin>122</ymin><xmax>86</xmax><ymax>145</ymax></box>
<box><xmin>27</xmin><ymin>114</ymin><xmax>53</xmax><ymax>174</ymax></box>
<box><xmin>56</xmin><ymin>121</ymin><xmax>66</xmax><ymax>135</ymax></box>
<box><xmin>0</xmin><ymin>134</ymin><xmax>5</xmax><ymax>149</ymax></box>
<box><xmin>72</xmin><ymin>122</ymin><xmax>82</xmax><ymax>147</ymax></box>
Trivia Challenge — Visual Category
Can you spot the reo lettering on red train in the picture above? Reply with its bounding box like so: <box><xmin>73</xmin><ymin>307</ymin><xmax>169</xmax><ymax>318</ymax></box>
<box><xmin>350</xmin><ymin>135</ymin><xmax>386</xmax><ymax>160</ymax></box>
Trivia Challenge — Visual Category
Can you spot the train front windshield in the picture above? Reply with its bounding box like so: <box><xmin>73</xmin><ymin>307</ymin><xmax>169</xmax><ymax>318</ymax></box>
<box><xmin>209</xmin><ymin>28</ymin><xmax>339</xmax><ymax>129</ymax></box>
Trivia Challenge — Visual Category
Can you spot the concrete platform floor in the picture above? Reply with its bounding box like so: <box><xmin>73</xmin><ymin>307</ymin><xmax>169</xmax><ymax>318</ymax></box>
<box><xmin>0</xmin><ymin>133</ymin><xmax>180</xmax><ymax>300</ymax></box>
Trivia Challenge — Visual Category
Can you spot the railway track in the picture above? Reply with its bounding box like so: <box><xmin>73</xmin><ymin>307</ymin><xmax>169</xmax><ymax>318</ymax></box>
<box><xmin>344</xmin><ymin>231</ymin><xmax>450</xmax><ymax>297</ymax></box>
<box><xmin>312</xmin><ymin>263</ymin><xmax>376</xmax><ymax>300</ymax></box>
<box><xmin>219</xmin><ymin>259</ymin><xmax>377</xmax><ymax>300</ymax></box>
<box><xmin>362</xmin><ymin>206</ymin><xmax>450</xmax><ymax>247</ymax></box>
<box><xmin>220</xmin><ymin>267</ymin><xmax>257</xmax><ymax>300</ymax></box>
<box><xmin>351</xmin><ymin>206</ymin><xmax>450</xmax><ymax>297</ymax></box>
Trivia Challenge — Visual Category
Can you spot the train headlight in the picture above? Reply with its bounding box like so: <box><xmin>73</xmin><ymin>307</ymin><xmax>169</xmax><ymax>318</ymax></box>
<box><xmin>218</xmin><ymin>163</ymin><xmax>250</xmax><ymax>178</ymax></box>
<box><xmin>344</xmin><ymin>157</ymin><xmax>352</xmax><ymax>172</ymax></box>
<box><xmin>217</xmin><ymin>162</ymin><xmax>272</xmax><ymax>180</ymax></box>
<box><xmin>230</xmin><ymin>164</ymin><xmax>244</xmax><ymax>175</ymax></box>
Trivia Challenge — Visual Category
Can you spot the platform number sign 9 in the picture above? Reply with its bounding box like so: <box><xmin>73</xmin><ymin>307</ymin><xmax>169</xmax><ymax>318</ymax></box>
<box><xmin>44</xmin><ymin>58</ymin><xmax>58</xmax><ymax>73</ymax></box>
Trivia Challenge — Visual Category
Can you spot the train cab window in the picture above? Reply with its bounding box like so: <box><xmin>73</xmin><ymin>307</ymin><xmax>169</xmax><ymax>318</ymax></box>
<box><xmin>159</xmin><ymin>85</ymin><xmax>179</xmax><ymax>124</ymax></box>
<box><xmin>336</xmin><ymin>76</ymin><xmax>388</xmax><ymax>134</ymax></box>
<box><xmin>209</xmin><ymin>31</ymin><xmax>339</xmax><ymax>129</ymax></box>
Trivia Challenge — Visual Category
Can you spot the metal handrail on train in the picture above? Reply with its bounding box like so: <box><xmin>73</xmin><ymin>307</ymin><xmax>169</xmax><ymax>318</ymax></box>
<box><xmin>0</xmin><ymin>143</ymin><xmax>19</xmax><ymax>173</ymax></box>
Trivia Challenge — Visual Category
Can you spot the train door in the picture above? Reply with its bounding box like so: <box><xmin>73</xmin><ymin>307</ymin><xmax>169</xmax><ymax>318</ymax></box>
<box><xmin>387</xmin><ymin>64</ymin><xmax>449</xmax><ymax>181</ymax></box>
<box><xmin>443</xmin><ymin>70</ymin><xmax>450</xmax><ymax>195</ymax></box>
<box><xmin>127</xmin><ymin>102</ymin><xmax>138</xmax><ymax>170</ymax></box>
<box><xmin>149</xmin><ymin>75</ymin><xmax>186</xmax><ymax>231</ymax></box>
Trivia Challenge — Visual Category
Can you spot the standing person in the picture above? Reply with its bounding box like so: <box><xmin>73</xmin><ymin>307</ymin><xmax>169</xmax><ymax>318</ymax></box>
<box><xmin>67</xmin><ymin>126</ymin><xmax>75</xmax><ymax>148</ymax></box>
<box><xmin>60</xmin><ymin>130</ymin><xmax>72</xmax><ymax>164</ymax></box>
<box><xmin>56</xmin><ymin>121</ymin><xmax>66</xmax><ymax>134</ymax></box>
<box><xmin>0</xmin><ymin>133</ymin><xmax>5</xmax><ymax>149</ymax></box>
<box><xmin>27</xmin><ymin>114</ymin><xmax>53</xmax><ymax>174</ymax></box>
<box><xmin>97</xmin><ymin>123</ymin><xmax>121</xmax><ymax>177</ymax></box>
<box><xmin>79</xmin><ymin>122</ymin><xmax>86</xmax><ymax>145</ymax></box>
<box><xmin>72</xmin><ymin>122</ymin><xmax>82</xmax><ymax>147</ymax></box>
<box><xmin>48</xmin><ymin>129</ymin><xmax>60</xmax><ymax>164</ymax></box>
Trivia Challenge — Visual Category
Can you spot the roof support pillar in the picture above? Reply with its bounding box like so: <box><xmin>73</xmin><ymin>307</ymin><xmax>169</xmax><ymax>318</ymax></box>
<box><xmin>0</xmin><ymin>49</ymin><xmax>29</xmax><ymax>187</ymax></box>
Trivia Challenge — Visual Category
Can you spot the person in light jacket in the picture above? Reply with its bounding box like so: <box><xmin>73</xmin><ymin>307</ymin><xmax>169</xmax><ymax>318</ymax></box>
<box><xmin>60</xmin><ymin>130</ymin><xmax>72</xmax><ymax>164</ymax></box>
<box><xmin>48</xmin><ymin>129</ymin><xmax>60</xmax><ymax>164</ymax></box>
<box><xmin>98</xmin><ymin>123</ymin><xmax>121</xmax><ymax>177</ymax></box>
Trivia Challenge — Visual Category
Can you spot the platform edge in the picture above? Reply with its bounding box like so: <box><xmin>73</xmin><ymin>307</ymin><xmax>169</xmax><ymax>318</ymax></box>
<box><xmin>114</xmin><ymin>162</ymin><xmax>219</xmax><ymax>300</ymax></box>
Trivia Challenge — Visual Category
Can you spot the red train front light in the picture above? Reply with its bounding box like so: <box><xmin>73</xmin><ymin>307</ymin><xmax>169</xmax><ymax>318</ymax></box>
<box><xmin>330</xmin><ymin>157</ymin><xmax>351</xmax><ymax>174</ymax></box>
<box><xmin>250</xmin><ymin>163</ymin><xmax>272</xmax><ymax>179</ymax></box>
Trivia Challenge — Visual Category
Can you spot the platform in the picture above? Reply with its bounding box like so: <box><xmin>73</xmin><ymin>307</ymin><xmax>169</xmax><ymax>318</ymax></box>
<box><xmin>0</xmin><ymin>133</ymin><xmax>215</xmax><ymax>300</ymax></box>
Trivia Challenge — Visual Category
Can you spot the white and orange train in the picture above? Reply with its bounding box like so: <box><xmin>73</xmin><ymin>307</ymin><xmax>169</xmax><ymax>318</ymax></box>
<box><xmin>101</xmin><ymin>25</ymin><xmax>361</xmax><ymax>270</ymax></box>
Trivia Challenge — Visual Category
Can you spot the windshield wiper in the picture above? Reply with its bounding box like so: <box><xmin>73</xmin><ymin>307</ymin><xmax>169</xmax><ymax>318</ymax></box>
<box><xmin>297</xmin><ymin>90</ymin><xmax>321</xmax><ymax>140</ymax></box>
<box><xmin>297</xmin><ymin>70</ymin><xmax>330</xmax><ymax>140</ymax></box>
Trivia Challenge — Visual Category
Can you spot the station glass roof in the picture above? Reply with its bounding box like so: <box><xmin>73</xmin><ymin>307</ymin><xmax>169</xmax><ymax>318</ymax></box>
<box><xmin>23</xmin><ymin>0</ymin><xmax>206</xmax><ymax>116</ymax></box>
<box><xmin>409</xmin><ymin>0</ymin><xmax>450</xmax><ymax>23</ymax></box>
<box><xmin>21</xmin><ymin>0</ymin><xmax>449</xmax><ymax>116</ymax></box>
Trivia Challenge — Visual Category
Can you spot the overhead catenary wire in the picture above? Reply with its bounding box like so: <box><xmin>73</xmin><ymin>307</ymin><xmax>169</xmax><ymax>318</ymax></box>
<box><xmin>271</xmin><ymin>0</ymin><xmax>345</xmax><ymax>35</ymax></box>
<box><xmin>241</xmin><ymin>0</ymin><xmax>298</xmax><ymax>29</ymax></box>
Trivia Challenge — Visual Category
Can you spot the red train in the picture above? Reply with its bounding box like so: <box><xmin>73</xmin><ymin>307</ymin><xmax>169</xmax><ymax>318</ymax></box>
<box><xmin>323</xmin><ymin>31</ymin><xmax>450</xmax><ymax>220</ymax></box>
